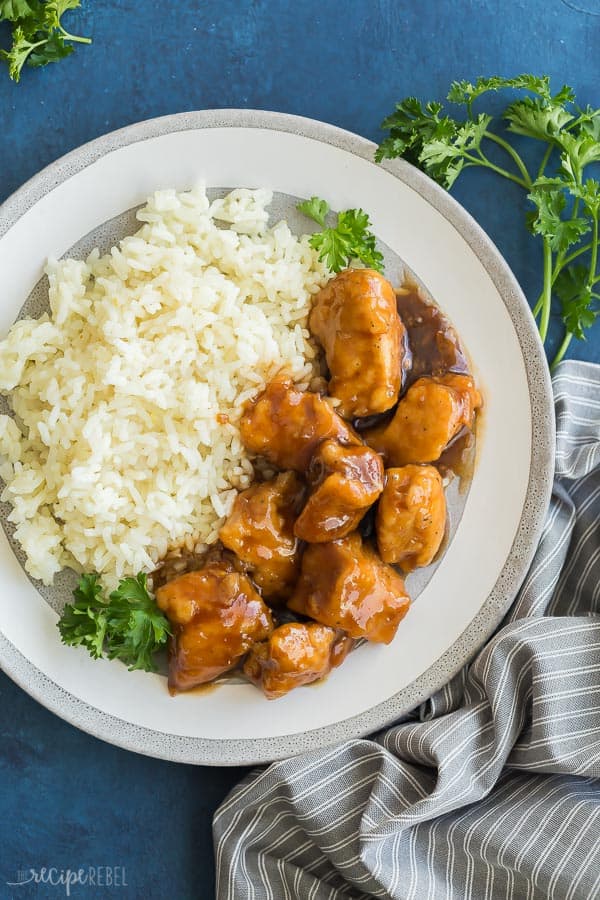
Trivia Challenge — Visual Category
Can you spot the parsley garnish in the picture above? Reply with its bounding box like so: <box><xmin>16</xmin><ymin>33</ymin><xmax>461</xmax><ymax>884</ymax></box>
<box><xmin>58</xmin><ymin>572</ymin><xmax>171</xmax><ymax>672</ymax></box>
<box><xmin>376</xmin><ymin>75</ymin><xmax>600</xmax><ymax>368</ymax></box>
<box><xmin>297</xmin><ymin>196</ymin><xmax>384</xmax><ymax>273</ymax></box>
<box><xmin>297</xmin><ymin>196</ymin><xmax>329</xmax><ymax>227</ymax></box>
<box><xmin>0</xmin><ymin>0</ymin><xmax>91</xmax><ymax>83</ymax></box>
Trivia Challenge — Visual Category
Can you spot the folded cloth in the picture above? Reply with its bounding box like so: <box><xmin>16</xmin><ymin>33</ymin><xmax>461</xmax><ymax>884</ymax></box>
<box><xmin>213</xmin><ymin>360</ymin><xmax>600</xmax><ymax>900</ymax></box>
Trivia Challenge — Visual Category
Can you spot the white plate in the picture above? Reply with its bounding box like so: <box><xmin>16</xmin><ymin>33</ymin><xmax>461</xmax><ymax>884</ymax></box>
<box><xmin>0</xmin><ymin>111</ymin><xmax>554</xmax><ymax>765</ymax></box>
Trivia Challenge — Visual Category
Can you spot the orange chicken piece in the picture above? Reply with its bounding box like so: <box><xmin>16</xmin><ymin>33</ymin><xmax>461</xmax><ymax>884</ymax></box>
<box><xmin>243</xmin><ymin>622</ymin><xmax>353</xmax><ymax>699</ymax></box>
<box><xmin>365</xmin><ymin>373</ymin><xmax>481</xmax><ymax>466</ymax></box>
<box><xmin>309</xmin><ymin>268</ymin><xmax>405</xmax><ymax>418</ymax></box>
<box><xmin>155</xmin><ymin>564</ymin><xmax>272</xmax><ymax>692</ymax></box>
<box><xmin>288</xmin><ymin>532</ymin><xmax>411</xmax><ymax>643</ymax></box>
<box><xmin>219</xmin><ymin>472</ymin><xmax>305</xmax><ymax>600</ymax></box>
<box><xmin>376</xmin><ymin>465</ymin><xmax>446</xmax><ymax>571</ymax></box>
<box><xmin>239</xmin><ymin>379</ymin><xmax>357</xmax><ymax>472</ymax></box>
<box><xmin>294</xmin><ymin>439</ymin><xmax>384</xmax><ymax>542</ymax></box>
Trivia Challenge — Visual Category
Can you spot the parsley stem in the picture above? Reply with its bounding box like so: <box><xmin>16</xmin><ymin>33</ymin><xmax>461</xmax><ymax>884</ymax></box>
<box><xmin>537</xmin><ymin>144</ymin><xmax>553</xmax><ymax>179</ymax></box>
<box><xmin>539</xmin><ymin>239</ymin><xmax>553</xmax><ymax>342</ymax></box>
<box><xmin>551</xmin><ymin>198</ymin><xmax>581</xmax><ymax>280</ymax></box>
<box><xmin>533</xmin><ymin>233</ymin><xmax>600</xmax><ymax>320</ymax></box>
<box><xmin>12</xmin><ymin>38</ymin><xmax>49</xmax><ymax>78</ymax></box>
<box><xmin>559</xmin><ymin>241</ymin><xmax>597</xmax><ymax>271</ymax></box>
<box><xmin>59</xmin><ymin>28</ymin><xmax>92</xmax><ymax>44</ymax></box>
<box><xmin>463</xmin><ymin>152</ymin><xmax>530</xmax><ymax>189</ymax></box>
<box><xmin>533</xmin><ymin>199</ymin><xmax>588</xmax><ymax>320</ymax></box>
<box><xmin>551</xmin><ymin>332</ymin><xmax>573</xmax><ymax>369</ymax></box>
<box><xmin>588</xmin><ymin>214</ymin><xmax>599</xmax><ymax>289</ymax></box>
<box><xmin>484</xmin><ymin>132</ymin><xmax>532</xmax><ymax>188</ymax></box>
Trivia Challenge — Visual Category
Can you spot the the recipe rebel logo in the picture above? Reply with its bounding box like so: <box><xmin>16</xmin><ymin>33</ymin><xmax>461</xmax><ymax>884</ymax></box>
<box><xmin>6</xmin><ymin>866</ymin><xmax>128</xmax><ymax>895</ymax></box>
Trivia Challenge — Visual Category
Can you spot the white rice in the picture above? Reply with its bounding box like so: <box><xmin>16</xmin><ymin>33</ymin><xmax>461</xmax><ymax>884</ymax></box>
<box><xmin>0</xmin><ymin>185</ymin><xmax>328</xmax><ymax>586</ymax></box>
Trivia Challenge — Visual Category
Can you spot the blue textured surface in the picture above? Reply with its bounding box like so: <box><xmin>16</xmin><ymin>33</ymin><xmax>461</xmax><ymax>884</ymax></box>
<box><xmin>1</xmin><ymin>1</ymin><xmax>599</xmax><ymax>896</ymax></box>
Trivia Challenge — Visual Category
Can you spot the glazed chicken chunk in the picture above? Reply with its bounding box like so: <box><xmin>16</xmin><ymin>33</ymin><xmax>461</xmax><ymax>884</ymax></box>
<box><xmin>309</xmin><ymin>268</ymin><xmax>405</xmax><ymax>418</ymax></box>
<box><xmin>294</xmin><ymin>438</ymin><xmax>384</xmax><ymax>542</ymax></box>
<box><xmin>366</xmin><ymin>373</ymin><xmax>482</xmax><ymax>466</ymax></box>
<box><xmin>288</xmin><ymin>531</ymin><xmax>411</xmax><ymax>643</ymax></box>
<box><xmin>243</xmin><ymin>622</ymin><xmax>353</xmax><ymax>699</ymax></box>
<box><xmin>155</xmin><ymin>563</ymin><xmax>273</xmax><ymax>692</ymax></box>
<box><xmin>376</xmin><ymin>465</ymin><xmax>447</xmax><ymax>571</ymax></box>
<box><xmin>239</xmin><ymin>379</ymin><xmax>357</xmax><ymax>472</ymax></box>
<box><xmin>219</xmin><ymin>472</ymin><xmax>305</xmax><ymax>600</ymax></box>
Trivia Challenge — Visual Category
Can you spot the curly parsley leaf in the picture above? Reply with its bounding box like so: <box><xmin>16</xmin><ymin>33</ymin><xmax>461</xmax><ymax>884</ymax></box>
<box><xmin>375</xmin><ymin>98</ymin><xmax>456</xmax><ymax>166</ymax></box>
<box><xmin>560</xmin><ymin>132</ymin><xmax>600</xmax><ymax>183</ymax></box>
<box><xmin>58</xmin><ymin>572</ymin><xmax>170</xmax><ymax>673</ymax></box>
<box><xmin>45</xmin><ymin>0</ymin><xmax>80</xmax><ymax>20</ymax></box>
<box><xmin>527</xmin><ymin>178</ymin><xmax>590</xmax><ymax>253</ymax></box>
<box><xmin>555</xmin><ymin>265</ymin><xmax>599</xmax><ymax>340</ymax></box>
<box><xmin>296</xmin><ymin>196</ymin><xmax>330</xmax><ymax>227</ymax></box>
<box><xmin>418</xmin><ymin>113</ymin><xmax>492</xmax><ymax>189</ymax></box>
<box><xmin>103</xmin><ymin>574</ymin><xmax>171</xmax><ymax>672</ymax></box>
<box><xmin>577</xmin><ymin>109</ymin><xmax>600</xmax><ymax>140</ymax></box>
<box><xmin>505</xmin><ymin>97</ymin><xmax>574</xmax><ymax>141</ymax></box>
<box><xmin>27</xmin><ymin>30</ymin><xmax>72</xmax><ymax>66</ymax></box>
<box><xmin>297</xmin><ymin>198</ymin><xmax>384</xmax><ymax>273</ymax></box>
<box><xmin>0</xmin><ymin>0</ymin><xmax>90</xmax><ymax>82</ymax></box>
<box><xmin>447</xmin><ymin>74</ymin><xmax>557</xmax><ymax>106</ymax></box>
<box><xmin>574</xmin><ymin>179</ymin><xmax>600</xmax><ymax>216</ymax></box>
<box><xmin>310</xmin><ymin>227</ymin><xmax>353</xmax><ymax>273</ymax></box>
<box><xmin>43</xmin><ymin>0</ymin><xmax>85</xmax><ymax>38</ymax></box>
<box><xmin>375</xmin><ymin>96</ymin><xmax>494</xmax><ymax>189</ymax></box>
<box><xmin>58</xmin><ymin>573</ymin><xmax>106</xmax><ymax>659</ymax></box>
<box><xmin>0</xmin><ymin>0</ymin><xmax>36</xmax><ymax>19</ymax></box>
<box><xmin>73</xmin><ymin>572</ymin><xmax>104</xmax><ymax>605</ymax></box>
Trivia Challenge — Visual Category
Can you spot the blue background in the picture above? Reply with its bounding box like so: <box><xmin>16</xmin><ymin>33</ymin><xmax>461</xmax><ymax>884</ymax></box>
<box><xmin>1</xmin><ymin>1</ymin><xmax>599</xmax><ymax>897</ymax></box>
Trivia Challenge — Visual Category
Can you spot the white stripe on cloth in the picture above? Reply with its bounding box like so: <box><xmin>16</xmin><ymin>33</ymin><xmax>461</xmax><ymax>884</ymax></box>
<box><xmin>213</xmin><ymin>360</ymin><xmax>600</xmax><ymax>900</ymax></box>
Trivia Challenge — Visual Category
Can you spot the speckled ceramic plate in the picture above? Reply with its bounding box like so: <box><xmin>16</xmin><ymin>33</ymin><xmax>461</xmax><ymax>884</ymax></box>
<box><xmin>0</xmin><ymin>111</ymin><xmax>554</xmax><ymax>765</ymax></box>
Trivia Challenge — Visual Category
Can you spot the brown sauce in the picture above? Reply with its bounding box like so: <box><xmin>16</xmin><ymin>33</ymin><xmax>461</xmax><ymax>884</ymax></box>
<box><xmin>169</xmin><ymin>680</ymin><xmax>220</xmax><ymax>697</ymax></box>
<box><xmin>436</xmin><ymin>427</ymin><xmax>476</xmax><ymax>488</ymax></box>
<box><xmin>395</xmin><ymin>284</ymin><xmax>469</xmax><ymax>386</ymax></box>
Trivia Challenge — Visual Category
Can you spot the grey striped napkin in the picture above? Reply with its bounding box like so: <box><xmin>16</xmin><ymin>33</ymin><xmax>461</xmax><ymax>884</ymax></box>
<box><xmin>213</xmin><ymin>360</ymin><xmax>600</xmax><ymax>900</ymax></box>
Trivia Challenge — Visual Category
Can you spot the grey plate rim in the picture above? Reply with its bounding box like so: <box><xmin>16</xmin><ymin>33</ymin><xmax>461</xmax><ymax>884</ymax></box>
<box><xmin>0</xmin><ymin>109</ymin><xmax>555</xmax><ymax>765</ymax></box>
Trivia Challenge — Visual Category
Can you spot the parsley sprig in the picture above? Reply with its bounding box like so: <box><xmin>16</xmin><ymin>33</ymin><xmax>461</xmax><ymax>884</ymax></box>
<box><xmin>377</xmin><ymin>75</ymin><xmax>600</xmax><ymax>367</ymax></box>
<box><xmin>58</xmin><ymin>572</ymin><xmax>171</xmax><ymax>672</ymax></box>
<box><xmin>0</xmin><ymin>0</ymin><xmax>91</xmax><ymax>83</ymax></box>
<box><xmin>297</xmin><ymin>197</ymin><xmax>384</xmax><ymax>274</ymax></box>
